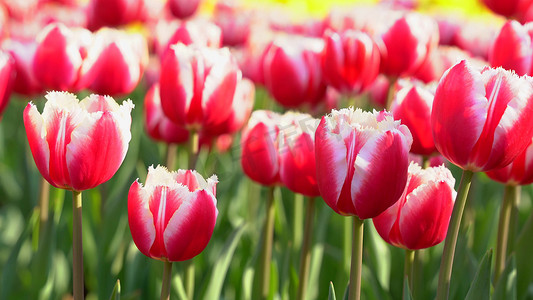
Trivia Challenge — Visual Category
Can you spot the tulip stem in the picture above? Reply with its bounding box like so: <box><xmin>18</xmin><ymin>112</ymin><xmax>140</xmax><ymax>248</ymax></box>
<box><xmin>422</xmin><ymin>156</ymin><xmax>430</xmax><ymax>169</ymax></box>
<box><xmin>188</xmin><ymin>131</ymin><xmax>199</xmax><ymax>169</ymax></box>
<box><xmin>184</xmin><ymin>260</ymin><xmax>194</xmax><ymax>300</ymax></box>
<box><xmin>39</xmin><ymin>177</ymin><xmax>50</xmax><ymax>243</ymax></box>
<box><xmin>161</xmin><ymin>261</ymin><xmax>173</xmax><ymax>300</ymax></box>
<box><xmin>403</xmin><ymin>249</ymin><xmax>415</xmax><ymax>299</ymax></box>
<box><xmin>495</xmin><ymin>184</ymin><xmax>519</xmax><ymax>283</ymax></box>
<box><xmin>297</xmin><ymin>197</ymin><xmax>315</xmax><ymax>300</ymax></box>
<box><xmin>507</xmin><ymin>185</ymin><xmax>520</xmax><ymax>255</ymax></box>
<box><xmin>259</xmin><ymin>186</ymin><xmax>276</xmax><ymax>299</ymax></box>
<box><xmin>436</xmin><ymin>169</ymin><xmax>474</xmax><ymax>300</ymax></box>
<box><xmin>293</xmin><ymin>193</ymin><xmax>304</xmax><ymax>250</ymax></box>
<box><xmin>72</xmin><ymin>190</ymin><xmax>84</xmax><ymax>300</ymax></box>
<box><xmin>165</xmin><ymin>144</ymin><xmax>178</xmax><ymax>170</ymax></box>
<box><xmin>385</xmin><ymin>76</ymin><xmax>397</xmax><ymax>110</ymax></box>
<box><xmin>349</xmin><ymin>216</ymin><xmax>364</xmax><ymax>300</ymax></box>
<box><xmin>343</xmin><ymin>217</ymin><xmax>352</xmax><ymax>275</ymax></box>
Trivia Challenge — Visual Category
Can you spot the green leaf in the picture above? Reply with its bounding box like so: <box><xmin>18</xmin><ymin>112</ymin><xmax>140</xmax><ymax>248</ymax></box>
<box><xmin>328</xmin><ymin>281</ymin><xmax>336</xmax><ymax>300</ymax></box>
<box><xmin>516</xmin><ymin>209</ymin><xmax>533</xmax><ymax>299</ymax></box>
<box><xmin>202</xmin><ymin>223</ymin><xmax>246</xmax><ymax>299</ymax></box>
<box><xmin>465</xmin><ymin>249</ymin><xmax>492</xmax><ymax>300</ymax></box>
<box><xmin>403</xmin><ymin>278</ymin><xmax>412</xmax><ymax>300</ymax></box>
<box><xmin>342</xmin><ymin>283</ymin><xmax>349</xmax><ymax>300</ymax></box>
<box><xmin>493</xmin><ymin>255</ymin><xmax>517</xmax><ymax>300</ymax></box>
<box><xmin>109</xmin><ymin>279</ymin><xmax>121</xmax><ymax>300</ymax></box>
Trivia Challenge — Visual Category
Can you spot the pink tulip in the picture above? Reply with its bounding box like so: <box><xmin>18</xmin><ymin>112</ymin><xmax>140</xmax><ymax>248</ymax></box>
<box><xmin>454</xmin><ymin>20</ymin><xmax>498</xmax><ymax>60</ymax></box>
<box><xmin>168</xmin><ymin>0</ymin><xmax>201</xmax><ymax>19</ymax></box>
<box><xmin>489</xmin><ymin>20</ymin><xmax>532</xmax><ymax>76</ymax></box>
<box><xmin>391</xmin><ymin>79</ymin><xmax>437</xmax><ymax>156</ymax></box>
<box><xmin>263</xmin><ymin>34</ymin><xmax>327</xmax><ymax>108</ymax></box>
<box><xmin>486</xmin><ymin>138</ymin><xmax>533</xmax><ymax>185</ymax></box>
<box><xmin>153</xmin><ymin>18</ymin><xmax>222</xmax><ymax>58</ymax></box>
<box><xmin>0</xmin><ymin>51</ymin><xmax>13</xmax><ymax>118</ymax></box>
<box><xmin>431</xmin><ymin>60</ymin><xmax>533</xmax><ymax>172</ymax></box>
<box><xmin>321</xmin><ymin>30</ymin><xmax>381</xmax><ymax>94</ymax></box>
<box><xmin>144</xmin><ymin>83</ymin><xmax>189</xmax><ymax>145</ymax></box>
<box><xmin>481</xmin><ymin>0</ymin><xmax>521</xmax><ymax>18</ymax></box>
<box><xmin>315</xmin><ymin>108</ymin><xmax>412</xmax><ymax>219</ymax></box>
<box><xmin>32</xmin><ymin>22</ymin><xmax>85</xmax><ymax>91</ymax></box>
<box><xmin>79</xmin><ymin>28</ymin><xmax>148</xmax><ymax>96</ymax></box>
<box><xmin>128</xmin><ymin>165</ymin><xmax>218</xmax><ymax>262</ymax></box>
<box><xmin>86</xmin><ymin>0</ymin><xmax>148</xmax><ymax>30</ymax></box>
<box><xmin>159</xmin><ymin>43</ymin><xmax>240</xmax><ymax>131</ymax></box>
<box><xmin>377</xmin><ymin>12</ymin><xmax>439</xmax><ymax>77</ymax></box>
<box><xmin>279</xmin><ymin>112</ymin><xmax>320</xmax><ymax>197</ymax></box>
<box><xmin>213</xmin><ymin>0</ymin><xmax>252</xmax><ymax>46</ymax></box>
<box><xmin>3</xmin><ymin>39</ymin><xmax>42</xmax><ymax>96</ymax></box>
<box><xmin>373</xmin><ymin>163</ymin><xmax>456</xmax><ymax>250</ymax></box>
<box><xmin>241</xmin><ymin>110</ymin><xmax>281</xmax><ymax>186</ymax></box>
<box><xmin>24</xmin><ymin>92</ymin><xmax>134</xmax><ymax>191</ymax></box>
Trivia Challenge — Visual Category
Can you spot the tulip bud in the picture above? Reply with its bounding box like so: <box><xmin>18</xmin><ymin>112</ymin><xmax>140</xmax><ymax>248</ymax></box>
<box><xmin>315</xmin><ymin>108</ymin><xmax>412</xmax><ymax>219</ymax></box>
<box><xmin>373</xmin><ymin>163</ymin><xmax>456</xmax><ymax>250</ymax></box>
<box><xmin>128</xmin><ymin>165</ymin><xmax>218</xmax><ymax>262</ymax></box>
<box><xmin>431</xmin><ymin>60</ymin><xmax>533</xmax><ymax>172</ymax></box>
<box><xmin>24</xmin><ymin>92</ymin><xmax>134</xmax><ymax>191</ymax></box>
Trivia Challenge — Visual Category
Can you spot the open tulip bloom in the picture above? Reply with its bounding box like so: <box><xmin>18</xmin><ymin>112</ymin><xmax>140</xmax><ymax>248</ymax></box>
<box><xmin>128</xmin><ymin>165</ymin><xmax>218</xmax><ymax>299</ymax></box>
<box><xmin>315</xmin><ymin>107</ymin><xmax>412</xmax><ymax>300</ymax></box>
<box><xmin>431</xmin><ymin>60</ymin><xmax>533</xmax><ymax>300</ymax></box>
<box><xmin>23</xmin><ymin>91</ymin><xmax>134</xmax><ymax>299</ymax></box>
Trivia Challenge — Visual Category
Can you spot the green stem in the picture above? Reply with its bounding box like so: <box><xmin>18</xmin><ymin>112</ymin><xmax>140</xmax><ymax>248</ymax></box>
<box><xmin>184</xmin><ymin>261</ymin><xmax>194</xmax><ymax>300</ymax></box>
<box><xmin>403</xmin><ymin>250</ymin><xmax>415</xmax><ymax>299</ymax></box>
<box><xmin>385</xmin><ymin>76</ymin><xmax>397</xmax><ymax>110</ymax></box>
<box><xmin>422</xmin><ymin>156</ymin><xmax>430</xmax><ymax>169</ymax></box>
<box><xmin>344</xmin><ymin>217</ymin><xmax>352</xmax><ymax>275</ymax></box>
<box><xmin>39</xmin><ymin>177</ymin><xmax>50</xmax><ymax>245</ymax></box>
<box><xmin>259</xmin><ymin>186</ymin><xmax>276</xmax><ymax>299</ymax></box>
<box><xmin>349</xmin><ymin>216</ymin><xmax>364</xmax><ymax>300</ymax></box>
<box><xmin>72</xmin><ymin>191</ymin><xmax>84</xmax><ymax>300</ymax></box>
<box><xmin>293</xmin><ymin>193</ymin><xmax>304</xmax><ymax>251</ymax></box>
<box><xmin>507</xmin><ymin>185</ymin><xmax>520</xmax><ymax>255</ymax></box>
<box><xmin>436</xmin><ymin>170</ymin><xmax>474</xmax><ymax>300</ymax></box>
<box><xmin>161</xmin><ymin>261</ymin><xmax>173</xmax><ymax>300</ymax></box>
<box><xmin>495</xmin><ymin>184</ymin><xmax>518</xmax><ymax>282</ymax></box>
<box><xmin>297</xmin><ymin>197</ymin><xmax>315</xmax><ymax>300</ymax></box>
<box><xmin>188</xmin><ymin>131</ymin><xmax>199</xmax><ymax>170</ymax></box>
<box><xmin>412</xmin><ymin>249</ymin><xmax>424</xmax><ymax>299</ymax></box>
<box><xmin>165</xmin><ymin>144</ymin><xmax>178</xmax><ymax>170</ymax></box>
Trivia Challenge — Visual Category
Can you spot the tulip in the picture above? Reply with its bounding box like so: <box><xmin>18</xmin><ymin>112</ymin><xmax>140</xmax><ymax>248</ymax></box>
<box><xmin>377</xmin><ymin>12</ymin><xmax>439</xmax><ymax>78</ymax></box>
<box><xmin>159</xmin><ymin>43</ymin><xmax>240</xmax><ymax>132</ymax></box>
<box><xmin>32</xmin><ymin>23</ymin><xmax>85</xmax><ymax>91</ymax></box>
<box><xmin>390</xmin><ymin>79</ymin><xmax>437</xmax><ymax>156</ymax></box>
<box><xmin>2</xmin><ymin>39</ymin><xmax>42</xmax><ymax>96</ymax></box>
<box><xmin>486</xmin><ymin>138</ymin><xmax>533</xmax><ymax>185</ymax></box>
<box><xmin>321</xmin><ymin>30</ymin><xmax>381</xmax><ymax>94</ymax></box>
<box><xmin>86</xmin><ymin>0</ymin><xmax>148</xmax><ymax>30</ymax></box>
<box><xmin>414</xmin><ymin>46</ymin><xmax>482</xmax><ymax>83</ymax></box>
<box><xmin>489</xmin><ymin>20</ymin><xmax>532</xmax><ymax>76</ymax></box>
<box><xmin>315</xmin><ymin>107</ymin><xmax>412</xmax><ymax>300</ymax></box>
<box><xmin>24</xmin><ymin>92</ymin><xmax>134</xmax><ymax>191</ymax></box>
<box><xmin>262</xmin><ymin>34</ymin><xmax>327</xmax><ymax>108</ymax></box>
<box><xmin>0</xmin><ymin>51</ymin><xmax>14</xmax><ymax>119</ymax></box>
<box><xmin>168</xmin><ymin>0</ymin><xmax>201</xmax><ymax>19</ymax></box>
<box><xmin>433</xmin><ymin>60</ymin><xmax>533</xmax><ymax>300</ymax></box>
<box><xmin>481</xmin><ymin>0</ymin><xmax>521</xmax><ymax>18</ymax></box>
<box><xmin>373</xmin><ymin>163</ymin><xmax>456</xmax><ymax>250</ymax></box>
<box><xmin>128</xmin><ymin>165</ymin><xmax>217</xmax><ymax>299</ymax></box>
<box><xmin>241</xmin><ymin>110</ymin><xmax>281</xmax><ymax>186</ymax></box>
<box><xmin>79</xmin><ymin>28</ymin><xmax>148</xmax><ymax>96</ymax></box>
<box><xmin>213</xmin><ymin>0</ymin><xmax>253</xmax><ymax>46</ymax></box>
<box><xmin>454</xmin><ymin>20</ymin><xmax>498</xmax><ymax>60</ymax></box>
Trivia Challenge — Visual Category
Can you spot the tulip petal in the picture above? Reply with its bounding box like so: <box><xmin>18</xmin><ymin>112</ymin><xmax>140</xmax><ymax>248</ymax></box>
<box><xmin>23</xmin><ymin>103</ymin><xmax>52</xmax><ymax>185</ymax></box>
<box><xmin>128</xmin><ymin>180</ymin><xmax>156</xmax><ymax>259</ymax></box>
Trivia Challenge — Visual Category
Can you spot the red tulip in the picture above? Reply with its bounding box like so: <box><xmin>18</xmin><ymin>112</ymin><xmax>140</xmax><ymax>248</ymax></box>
<box><xmin>241</xmin><ymin>110</ymin><xmax>281</xmax><ymax>186</ymax></box>
<box><xmin>377</xmin><ymin>12</ymin><xmax>439</xmax><ymax>77</ymax></box>
<box><xmin>431</xmin><ymin>60</ymin><xmax>533</xmax><ymax>172</ymax></box>
<box><xmin>481</xmin><ymin>0</ymin><xmax>521</xmax><ymax>18</ymax></box>
<box><xmin>32</xmin><ymin>22</ymin><xmax>85</xmax><ymax>91</ymax></box>
<box><xmin>213</xmin><ymin>0</ymin><xmax>252</xmax><ymax>46</ymax></box>
<box><xmin>0</xmin><ymin>51</ymin><xmax>14</xmax><ymax>118</ymax></box>
<box><xmin>263</xmin><ymin>34</ymin><xmax>327</xmax><ymax>108</ymax></box>
<box><xmin>154</xmin><ymin>18</ymin><xmax>222</xmax><ymax>58</ymax></box>
<box><xmin>486</xmin><ymin>138</ymin><xmax>533</xmax><ymax>185</ymax></box>
<box><xmin>79</xmin><ymin>28</ymin><xmax>148</xmax><ymax>96</ymax></box>
<box><xmin>315</xmin><ymin>108</ymin><xmax>412</xmax><ymax>219</ymax></box>
<box><xmin>454</xmin><ymin>20</ymin><xmax>498</xmax><ymax>60</ymax></box>
<box><xmin>24</xmin><ymin>92</ymin><xmax>134</xmax><ymax>191</ymax></box>
<box><xmin>414</xmin><ymin>46</ymin><xmax>483</xmax><ymax>83</ymax></box>
<box><xmin>86</xmin><ymin>0</ymin><xmax>148</xmax><ymax>30</ymax></box>
<box><xmin>279</xmin><ymin>112</ymin><xmax>320</xmax><ymax>197</ymax></box>
<box><xmin>367</xmin><ymin>74</ymin><xmax>390</xmax><ymax>108</ymax></box>
<box><xmin>159</xmin><ymin>43</ymin><xmax>240</xmax><ymax>131</ymax></box>
<box><xmin>144</xmin><ymin>83</ymin><xmax>189</xmax><ymax>145</ymax></box>
<box><xmin>128</xmin><ymin>165</ymin><xmax>218</xmax><ymax>262</ymax></box>
<box><xmin>322</xmin><ymin>30</ymin><xmax>381</xmax><ymax>94</ymax></box>
<box><xmin>489</xmin><ymin>20</ymin><xmax>532</xmax><ymax>76</ymax></box>
<box><xmin>391</xmin><ymin>79</ymin><xmax>437</xmax><ymax>156</ymax></box>
<box><xmin>409</xmin><ymin>153</ymin><xmax>447</xmax><ymax>167</ymax></box>
<box><xmin>373</xmin><ymin>163</ymin><xmax>456</xmax><ymax>250</ymax></box>
<box><xmin>2</xmin><ymin>39</ymin><xmax>42</xmax><ymax>96</ymax></box>
<box><xmin>168</xmin><ymin>0</ymin><xmax>201</xmax><ymax>19</ymax></box>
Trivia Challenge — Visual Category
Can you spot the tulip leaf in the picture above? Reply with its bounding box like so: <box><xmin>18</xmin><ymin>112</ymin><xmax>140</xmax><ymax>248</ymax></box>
<box><xmin>308</xmin><ymin>204</ymin><xmax>331</xmax><ymax>299</ymax></box>
<box><xmin>493</xmin><ymin>255</ymin><xmax>517</xmax><ymax>300</ymax></box>
<box><xmin>342</xmin><ymin>283</ymin><xmax>349</xmax><ymax>300</ymax></box>
<box><xmin>202</xmin><ymin>223</ymin><xmax>246</xmax><ymax>299</ymax></box>
<box><xmin>109</xmin><ymin>279</ymin><xmax>121</xmax><ymax>300</ymax></box>
<box><xmin>403</xmin><ymin>278</ymin><xmax>412</xmax><ymax>300</ymax></box>
<box><xmin>516</xmin><ymin>209</ymin><xmax>533</xmax><ymax>299</ymax></box>
<box><xmin>465</xmin><ymin>249</ymin><xmax>492</xmax><ymax>300</ymax></box>
<box><xmin>328</xmin><ymin>281</ymin><xmax>337</xmax><ymax>300</ymax></box>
